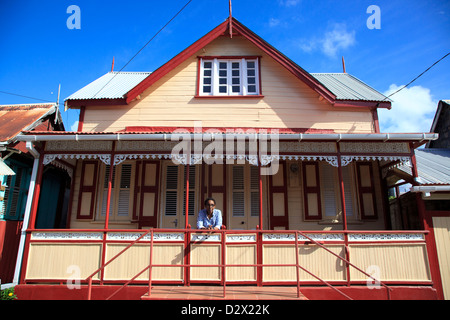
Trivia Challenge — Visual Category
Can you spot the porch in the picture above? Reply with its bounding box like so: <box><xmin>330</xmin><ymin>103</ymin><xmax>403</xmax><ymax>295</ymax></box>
<box><xmin>19</xmin><ymin>228</ymin><xmax>435</xmax><ymax>300</ymax></box>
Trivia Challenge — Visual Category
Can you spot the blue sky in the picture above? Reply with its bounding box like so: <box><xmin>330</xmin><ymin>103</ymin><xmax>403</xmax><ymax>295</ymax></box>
<box><xmin>1</xmin><ymin>0</ymin><xmax>449</xmax><ymax>133</ymax></box>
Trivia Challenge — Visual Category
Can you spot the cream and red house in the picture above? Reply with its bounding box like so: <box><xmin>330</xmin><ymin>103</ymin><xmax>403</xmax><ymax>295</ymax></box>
<box><xmin>12</xmin><ymin>18</ymin><xmax>445</xmax><ymax>300</ymax></box>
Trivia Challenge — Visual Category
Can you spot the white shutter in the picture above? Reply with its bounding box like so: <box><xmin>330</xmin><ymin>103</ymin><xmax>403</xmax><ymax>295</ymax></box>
<box><xmin>232</xmin><ymin>166</ymin><xmax>245</xmax><ymax>217</ymax></box>
<box><xmin>117</xmin><ymin>164</ymin><xmax>132</xmax><ymax>216</ymax></box>
<box><xmin>250</xmin><ymin>166</ymin><xmax>259</xmax><ymax>217</ymax></box>
<box><xmin>165</xmin><ymin>166</ymin><xmax>178</xmax><ymax>216</ymax></box>
<box><xmin>342</xmin><ymin>166</ymin><xmax>354</xmax><ymax>217</ymax></box>
<box><xmin>321</xmin><ymin>164</ymin><xmax>337</xmax><ymax>217</ymax></box>
<box><xmin>183</xmin><ymin>166</ymin><xmax>196</xmax><ymax>216</ymax></box>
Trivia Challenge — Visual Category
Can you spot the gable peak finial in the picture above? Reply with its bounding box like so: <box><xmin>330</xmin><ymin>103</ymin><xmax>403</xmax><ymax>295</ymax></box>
<box><xmin>229</xmin><ymin>0</ymin><xmax>233</xmax><ymax>38</ymax></box>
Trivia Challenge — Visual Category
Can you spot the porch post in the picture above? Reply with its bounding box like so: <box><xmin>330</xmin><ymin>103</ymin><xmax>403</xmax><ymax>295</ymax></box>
<box><xmin>104</xmin><ymin>142</ymin><xmax>116</xmax><ymax>230</ymax></box>
<box><xmin>185</xmin><ymin>163</ymin><xmax>190</xmax><ymax>229</ymax></box>
<box><xmin>336</xmin><ymin>144</ymin><xmax>348</xmax><ymax>230</ymax></box>
<box><xmin>13</xmin><ymin>154</ymin><xmax>41</xmax><ymax>284</ymax></box>
<box><xmin>27</xmin><ymin>148</ymin><xmax>45</xmax><ymax>230</ymax></box>
<box><xmin>258</xmin><ymin>162</ymin><xmax>263</xmax><ymax>230</ymax></box>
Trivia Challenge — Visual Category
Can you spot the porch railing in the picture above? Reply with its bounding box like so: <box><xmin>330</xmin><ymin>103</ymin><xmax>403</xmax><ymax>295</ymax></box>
<box><xmin>82</xmin><ymin>228</ymin><xmax>406</xmax><ymax>300</ymax></box>
<box><xmin>24</xmin><ymin>228</ymin><xmax>430</xmax><ymax>300</ymax></box>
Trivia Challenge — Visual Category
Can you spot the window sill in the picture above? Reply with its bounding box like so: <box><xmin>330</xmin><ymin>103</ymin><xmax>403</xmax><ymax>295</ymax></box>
<box><xmin>194</xmin><ymin>95</ymin><xmax>264</xmax><ymax>99</ymax></box>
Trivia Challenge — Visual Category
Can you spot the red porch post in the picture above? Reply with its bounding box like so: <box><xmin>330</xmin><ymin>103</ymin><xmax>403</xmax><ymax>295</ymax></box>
<box><xmin>336</xmin><ymin>143</ymin><xmax>350</xmax><ymax>285</ymax></box>
<box><xmin>104</xmin><ymin>142</ymin><xmax>116</xmax><ymax>230</ymax></box>
<box><xmin>185</xmin><ymin>163</ymin><xmax>190</xmax><ymax>228</ymax></box>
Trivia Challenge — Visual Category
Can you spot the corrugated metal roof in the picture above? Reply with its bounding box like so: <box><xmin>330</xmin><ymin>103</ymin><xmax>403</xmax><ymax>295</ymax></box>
<box><xmin>65</xmin><ymin>72</ymin><xmax>151</xmax><ymax>100</ymax></box>
<box><xmin>311</xmin><ymin>73</ymin><xmax>390</xmax><ymax>101</ymax></box>
<box><xmin>0</xmin><ymin>158</ymin><xmax>15</xmax><ymax>176</ymax></box>
<box><xmin>397</xmin><ymin>149</ymin><xmax>450</xmax><ymax>185</ymax></box>
<box><xmin>0</xmin><ymin>103</ymin><xmax>57</xmax><ymax>142</ymax></box>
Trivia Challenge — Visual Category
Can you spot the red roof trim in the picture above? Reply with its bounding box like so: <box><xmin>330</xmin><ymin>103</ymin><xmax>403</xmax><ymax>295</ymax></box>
<box><xmin>125</xmin><ymin>18</ymin><xmax>337</xmax><ymax>105</ymax></box>
<box><xmin>125</xmin><ymin>19</ymin><xmax>230</xmax><ymax>104</ymax></box>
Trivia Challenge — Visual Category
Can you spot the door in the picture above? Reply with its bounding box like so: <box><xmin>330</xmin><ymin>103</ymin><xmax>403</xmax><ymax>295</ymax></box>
<box><xmin>161</xmin><ymin>163</ymin><xmax>198</xmax><ymax>229</ymax></box>
<box><xmin>207</xmin><ymin>164</ymin><xmax>227</xmax><ymax>227</ymax></box>
<box><xmin>229</xmin><ymin>164</ymin><xmax>260</xmax><ymax>230</ymax></box>
<box><xmin>138</xmin><ymin>161</ymin><xmax>160</xmax><ymax>228</ymax></box>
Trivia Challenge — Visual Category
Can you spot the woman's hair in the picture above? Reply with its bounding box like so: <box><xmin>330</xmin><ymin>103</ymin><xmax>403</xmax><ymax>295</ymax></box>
<box><xmin>204</xmin><ymin>197</ymin><xmax>216</xmax><ymax>205</ymax></box>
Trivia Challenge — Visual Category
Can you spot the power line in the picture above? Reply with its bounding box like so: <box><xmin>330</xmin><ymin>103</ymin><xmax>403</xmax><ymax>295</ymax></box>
<box><xmin>92</xmin><ymin>0</ymin><xmax>194</xmax><ymax>99</ymax></box>
<box><xmin>383</xmin><ymin>51</ymin><xmax>450</xmax><ymax>101</ymax></box>
<box><xmin>0</xmin><ymin>90</ymin><xmax>54</xmax><ymax>103</ymax></box>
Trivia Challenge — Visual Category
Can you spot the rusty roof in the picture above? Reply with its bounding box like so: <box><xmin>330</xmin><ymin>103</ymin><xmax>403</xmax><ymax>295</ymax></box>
<box><xmin>0</xmin><ymin>103</ymin><xmax>59</xmax><ymax>143</ymax></box>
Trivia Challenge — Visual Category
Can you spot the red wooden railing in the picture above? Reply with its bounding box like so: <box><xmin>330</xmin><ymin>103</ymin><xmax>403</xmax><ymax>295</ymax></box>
<box><xmin>85</xmin><ymin>228</ymin><xmax>400</xmax><ymax>300</ymax></box>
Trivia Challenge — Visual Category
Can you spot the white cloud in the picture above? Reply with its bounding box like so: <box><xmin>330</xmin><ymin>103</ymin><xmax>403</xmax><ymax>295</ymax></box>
<box><xmin>278</xmin><ymin>0</ymin><xmax>301</xmax><ymax>7</ymax></box>
<box><xmin>296</xmin><ymin>23</ymin><xmax>355</xmax><ymax>58</ymax></box>
<box><xmin>378</xmin><ymin>85</ymin><xmax>437</xmax><ymax>133</ymax></box>
<box><xmin>321</xmin><ymin>23</ymin><xmax>355</xmax><ymax>57</ymax></box>
<box><xmin>269</xmin><ymin>18</ymin><xmax>281</xmax><ymax>27</ymax></box>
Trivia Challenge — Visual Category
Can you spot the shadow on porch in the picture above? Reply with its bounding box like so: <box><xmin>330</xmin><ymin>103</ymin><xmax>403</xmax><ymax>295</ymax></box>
<box><xmin>141</xmin><ymin>285</ymin><xmax>309</xmax><ymax>300</ymax></box>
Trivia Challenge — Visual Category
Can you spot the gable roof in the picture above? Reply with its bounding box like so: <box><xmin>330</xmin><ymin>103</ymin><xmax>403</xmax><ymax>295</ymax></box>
<box><xmin>396</xmin><ymin>148</ymin><xmax>450</xmax><ymax>185</ymax></box>
<box><xmin>0</xmin><ymin>103</ymin><xmax>63</xmax><ymax>144</ymax></box>
<box><xmin>311</xmin><ymin>73</ymin><xmax>390</xmax><ymax>102</ymax></box>
<box><xmin>65</xmin><ymin>71</ymin><xmax>151</xmax><ymax>106</ymax></box>
<box><xmin>65</xmin><ymin>17</ymin><xmax>391</xmax><ymax>109</ymax></box>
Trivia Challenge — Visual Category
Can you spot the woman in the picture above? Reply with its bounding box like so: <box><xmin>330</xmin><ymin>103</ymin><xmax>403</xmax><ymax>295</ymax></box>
<box><xmin>196</xmin><ymin>197</ymin><xmax>222</xmax><ymax>230</ymax></box>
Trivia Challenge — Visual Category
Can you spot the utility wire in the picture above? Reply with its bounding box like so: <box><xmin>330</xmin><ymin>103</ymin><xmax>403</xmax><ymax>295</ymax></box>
<box><xmin>92</xmin><ymin>0</ymin><xmax>194</xmax><ymax>98</ymax></box>
<box><xmin>0</xmin><ymin>90</ymin><xmax>54</xmax><ymax>104</ymax></box>
<box><xmin>382</xmin><ymin>51</ymin><xmax>450</xmax><ymax>101</ymax></box>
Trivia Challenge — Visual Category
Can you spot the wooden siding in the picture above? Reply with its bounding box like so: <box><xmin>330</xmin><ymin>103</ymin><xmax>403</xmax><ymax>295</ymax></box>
<box><xmin>433</xmin><ymin>217</ymin><xmax>450</xmax><ymax>299</ymax></box>
<box><xmin>82</xmin><ymin>36</ymin><xmax>374</xmax><ymax>133</ymax></box>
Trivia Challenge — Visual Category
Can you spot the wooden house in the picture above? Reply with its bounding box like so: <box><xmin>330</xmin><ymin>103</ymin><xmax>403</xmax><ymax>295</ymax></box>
<box><xmin>0</xmin><ymin>103</ymin><xmax>68</xmax><ymax>285</ymax></box>
<box><xmin>11</xmin><ymin>18</ymin><xmax>444</xmax><ymax>300</ymax></box>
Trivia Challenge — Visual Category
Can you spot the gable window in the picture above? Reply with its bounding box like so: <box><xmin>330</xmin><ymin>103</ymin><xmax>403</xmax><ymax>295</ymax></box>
<box><xmin>198</xmin><ymin>57</ymin><xmax>261</xmax><ymax>97</ymax></box>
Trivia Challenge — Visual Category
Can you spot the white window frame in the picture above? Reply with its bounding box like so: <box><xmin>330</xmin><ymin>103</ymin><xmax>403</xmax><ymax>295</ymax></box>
<box><xmin>199</xmin><ymin>57</ymin><xmax>260</xmax><ymax>96</ymax></box>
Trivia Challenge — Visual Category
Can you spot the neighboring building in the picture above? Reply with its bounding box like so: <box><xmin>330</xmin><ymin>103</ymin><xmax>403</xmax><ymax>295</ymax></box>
<box><xmin>11</xmin><ymin>18</ymin><xmax>444</xmax><ymax>300</ymax></box>
<box><xmin>427</xmin><ymin>100</ymin><xmax>450</xmax><ymax>149</ymax></box>
<box><xmin>0</xmin><ymin>103</ymin><xmax>68</xmax><ymax>285</ymax></box>
<box><xmin>387</xmin><ymin>99</ymin><xmax>450</xmax><ymax>300</ymax></box>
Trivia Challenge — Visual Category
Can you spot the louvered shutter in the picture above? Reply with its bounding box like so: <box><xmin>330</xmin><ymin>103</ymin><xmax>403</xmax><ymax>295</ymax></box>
<box><xmin>232</xmin><ymin>166</ymin><xmax>245</xmax><ymax>217</ymax></box>
<box><xmin>321</xmin><ymin>163</ymin><xmax>337</xmax><ymax>217</ymax></box>
<box><xmin>183</xmin><ymin>165</ymin><xmax>196</xmax><ymax>216</ymax></box>
<box><xmin>117</xmin><ymin>164</ymin><xmax>132</xmax><ymax>216</ymax></box>
<box><xmin>165</xmin><ymin>165</ymin><xmax>178</xmax><ymax>216</ymax></box>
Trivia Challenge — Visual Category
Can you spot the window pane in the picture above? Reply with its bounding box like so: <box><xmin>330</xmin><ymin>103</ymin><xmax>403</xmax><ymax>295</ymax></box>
<box><xmin>203</xmin><ymin>78</ymin><xmax>211</xmax><ymax>85</ymax></box>
<box><xmin>219</xmin><ymin>86</ymin><xmax>227</xmax><ymax>93</ymax></box>
<box><xmin>219</xmin><ymin>62</ymin><xmax>227</xmax><ymax>69</ymax></box>
<box><xmin>232</xmin><ymin>62</ymin><xmax>240</xmax><ymax>69</ymax></box>
<box><xmin>204</xmin><ymin>61</ymin><xmax>212</xmax><ymax>68</ymax></box>
<box><xmin>232</xmin><ymin>86</ymin><xmax>240</xmax><ymax>93</ymax></box>
<box><xmin>247</xmin><ymin>69</ymin><xmax>255</xmax><ymax>77</ymax></box>
<box><xmin>232</xmin><ymin>70</ymin><xmax>240</xmax><ymax>77</ymax></box>
<box><xmin>247</xmin><ymin>61</ymin><xmax>255</xmax><ymax>68</ymax></box>
<box><xmin>248</xmin><ymin>85</ymin><xmax>256</xmax><ymax>93</ymax></box>
<box><xmin>232</xmin><ymin>78</ymin><xmax>240</xmax><ymax>85</ymax></box>
<box><xmin>219</xmin><ymin>78</ymin><xmax>227</xmax><ymax>85</ymax></box>
<box><xmin>219</xmin><ymin>70</ymin><xmax>227</xmax><ymax>77</ymax></box>
<box><xmin>204</xmin><ymin>70</ymin><xmax>211</xmax><ymax>77</ymax></box>
<box><xmin>248</xmin><ymin>77</ymin><xmax>256</xmax><ymax>84</ymax></box>
<box><xmin>203</xmin><ymin>86</ymin><xmax>211</xmax><ymax>93</ymax></box>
